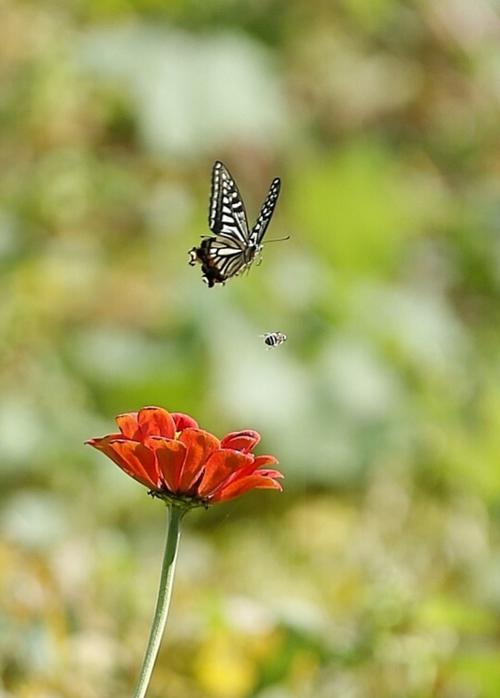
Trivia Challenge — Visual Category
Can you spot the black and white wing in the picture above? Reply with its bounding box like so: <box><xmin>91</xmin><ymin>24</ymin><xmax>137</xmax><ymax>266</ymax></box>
<box><xmin>190</xmin><ymin>161</ymin><xmax>282</xmax><ymax>287</ymax></box>
<box><xmin>202</xmin><ymin>237</ymin><xmax>248</xmax><ymax>280</ymax></box>
<box><xmin>209</xmin><ymin>161</ymin><xmax>250</xmax><ymax>246</ymax></box>
<box><xmin>249</xmin><ymin>177</ymin><xmax>281</xmax><ymax>246</ymax></box>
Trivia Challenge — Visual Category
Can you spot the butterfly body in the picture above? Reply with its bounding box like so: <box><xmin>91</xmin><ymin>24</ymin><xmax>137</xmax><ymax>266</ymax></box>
<box><xmin>189</xmin><ymin>161</ymin><xmax>281</xmax><ymax>286</ymax></box>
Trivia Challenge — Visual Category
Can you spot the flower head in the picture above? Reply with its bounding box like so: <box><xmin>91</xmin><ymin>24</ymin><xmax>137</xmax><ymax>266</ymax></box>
<box><xmin>86</xmin><ymin>406</ymin><xmax>283</xmax><ymax>507</ymax></box>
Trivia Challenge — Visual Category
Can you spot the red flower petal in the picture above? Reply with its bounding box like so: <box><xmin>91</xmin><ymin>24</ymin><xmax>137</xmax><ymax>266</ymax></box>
<box><xmin>220</xmin><ymin>430</ymin><xmax>261</xmax><ymax>453</ymax></box>
<box><xmin>197</xmin><ymin>449</ymin><xmax>254</xmax><ymax>497</ymax></box>
<box><xmin>88</xmin><ymin>409</ymin><xmax>282</xmax><ymax>504</ymax></box>
<box><xmin>255</xmin><ymin>469</ymin><xmax>284</xmax><ymax>479</ymax></box>
<box><xmin>115</xmin><ymin>412</ymin><xmax>140</xmax><ymax>439</ymax></box>
<box><xmin>172</xmin><ymin>412</ymin><xmax>199</xmax><ymax>431</ymax></box>
<box><xmin>253</xmin><ymin>455</ymin><xmax>279</xmax><ymax>469</ymax></box>
<box><xmin>138</xmin><ymin>407</ymin><xmax>176</xmax><ymax>439</ymax></box>
<box><xmin>211</xmin><ymin>474</ymin><xmax>283</xmax><ymax>502</ymax></box>
<box><xmin>87</xmin><ymin>437</ymin><xmax>160</xmax><ymax>489</ymax></box>
<box><xmin>146</xmin><ymin>437</ymin><xmax>187</xmax><ymax>492</ymax></box>
<box><xmin>87</xmin><ymin>432</ymin><xmax>122</xmax><ymax>442</ymax></box>
<box><xmin>212</xmin><ymin>454</ymin><xmax>280</xmax><ymax>492</ymax></box>
<box><xmin>177</xmin><ymin>428</ymin><xmax>220</xmax><ymax>492</ymax></box>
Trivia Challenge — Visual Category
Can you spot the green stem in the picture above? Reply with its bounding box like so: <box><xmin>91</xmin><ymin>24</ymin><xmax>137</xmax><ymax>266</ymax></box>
<box><xmin>133</xmin><ymin>505</ymin><xmax>184</xmax><ymax>698</ymax></box>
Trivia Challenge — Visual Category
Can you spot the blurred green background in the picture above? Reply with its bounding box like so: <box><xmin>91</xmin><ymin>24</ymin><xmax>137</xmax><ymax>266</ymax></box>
<box><xmin>2</xmin><ymin>1</ymin><xmax>500</xmax><ymax>696</ymax></box>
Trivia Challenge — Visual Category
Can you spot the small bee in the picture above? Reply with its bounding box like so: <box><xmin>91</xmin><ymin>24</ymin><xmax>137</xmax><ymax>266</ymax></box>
<box><xmin>261</xmin><ymin>331</ymin><xmax>287</xmax><ymax>349</ymax></box>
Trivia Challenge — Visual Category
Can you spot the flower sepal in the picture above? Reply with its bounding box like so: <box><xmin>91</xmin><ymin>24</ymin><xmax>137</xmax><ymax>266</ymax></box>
<box><xmin>147</xmin><ymin>489</ymin><xmax>209</xmax><ymax>511</ymax></box>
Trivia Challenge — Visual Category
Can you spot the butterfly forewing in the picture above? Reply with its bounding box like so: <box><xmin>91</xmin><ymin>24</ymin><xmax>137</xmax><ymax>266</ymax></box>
<box><xmin>250</xmin><ymin>177</ymin><xmax>281</xmax><ymax>246</ymax></box>
<box><xmin>209</xmin><ymin>161</ymin><xmax>249</xmax><ymax>246</ymax></box>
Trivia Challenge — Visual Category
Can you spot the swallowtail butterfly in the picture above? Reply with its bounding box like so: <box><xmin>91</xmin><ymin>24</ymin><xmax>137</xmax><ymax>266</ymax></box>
<box><xmin>262</xmin><ymin>331</ymin><xmax>287</xmax><ymax>348</ymax></box>
<box><xmin>189</xmin><ymin>161</ymin><xmax>283</xmax><ymax>287</ymax></box>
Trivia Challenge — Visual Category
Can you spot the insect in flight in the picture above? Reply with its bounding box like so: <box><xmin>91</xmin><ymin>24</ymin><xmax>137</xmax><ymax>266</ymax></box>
<box><xmin>261</xmin><ymin>331</ymin><xmax>287</xmax><ymax>348</ymax></box>
<box><xmin>189</xmin><ymin>161</ymin><xmax>287</xmax><ymax>287</ymax></box>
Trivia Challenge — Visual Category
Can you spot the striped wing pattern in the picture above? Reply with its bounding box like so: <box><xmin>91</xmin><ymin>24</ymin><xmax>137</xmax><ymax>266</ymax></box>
<box><xmin>190</xmin><ymin>161</ymin><xmax>281</xmax><ymax>286</ymax></box>
<box><xmin>202</xmin><ymin>237</ymin><xmax>248</xmax><ymax>281</ymax></box>
<box><xmin>250</xmin><ymin>178</ymin><xmax>281</xmax><ymax>246</ymax></box>
<box><xmin>209</xmin><ymin>161</ymin><xmax>249</xmax><ymax>245</ymax></box>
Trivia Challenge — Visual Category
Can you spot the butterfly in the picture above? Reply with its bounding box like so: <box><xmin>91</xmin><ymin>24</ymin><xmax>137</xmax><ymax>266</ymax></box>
<box><xmin>189</xmin><ymin>161</ymin><xmax>284</xmax><ymax>287</ymax></box>
<box><xmin>261</xmin><ymin>331</ymin><xmax>287</xmax><ymax>348</ymax></box>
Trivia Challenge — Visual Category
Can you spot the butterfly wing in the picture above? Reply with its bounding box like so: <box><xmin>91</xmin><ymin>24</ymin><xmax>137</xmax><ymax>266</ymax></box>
<box><xmin>200</xmin><ymin>237</ymin><xmax>248</xmax><ymax>281</ymax></box>
<box><xmin>250</xmin><ymin>177</ymin><xmax>281</xmax><ymax>246</ymax></box>
<box><xmin>191</xmin><ymin>162</ymin><xmax>279</xmax><ymax>287</ymax></box>
<box><xmin>209</xmin><ymin>161</ymin><xmax>250</xmax><ymax>246</ymax></box>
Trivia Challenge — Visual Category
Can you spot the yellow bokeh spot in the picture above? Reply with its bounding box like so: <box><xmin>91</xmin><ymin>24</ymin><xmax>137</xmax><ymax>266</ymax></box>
<box><xmin>194</xmin><ymin>635</ymin><xmax>257</xmax><ymax>698</ymax></box>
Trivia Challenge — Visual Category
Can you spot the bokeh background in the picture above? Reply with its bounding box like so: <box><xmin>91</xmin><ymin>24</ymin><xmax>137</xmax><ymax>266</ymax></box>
<box><xmin>2</xmin><ymin>1</ymin><xmax>500</xmax><ymax>696</ymax></box>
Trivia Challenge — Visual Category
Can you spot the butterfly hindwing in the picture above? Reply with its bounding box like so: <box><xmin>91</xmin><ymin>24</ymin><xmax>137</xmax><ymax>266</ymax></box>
<box><xmin>204</xmin><ymin>238</ymin><xmax>247</xmax><ymax>279</ymax></box>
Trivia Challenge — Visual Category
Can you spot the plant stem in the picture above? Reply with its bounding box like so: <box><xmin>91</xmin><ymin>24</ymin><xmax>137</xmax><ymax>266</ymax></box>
<box><xmin>133</xmin><ymin>505</ymin><xmax>184</xmax><ymax>698</ymax></box>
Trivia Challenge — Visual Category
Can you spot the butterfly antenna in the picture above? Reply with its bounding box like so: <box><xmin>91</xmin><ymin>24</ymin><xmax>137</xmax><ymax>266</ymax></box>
<box><xmin>263</xmin><ymin>235</ymin><xmax>291</xmax><ymax>244</ymax></box>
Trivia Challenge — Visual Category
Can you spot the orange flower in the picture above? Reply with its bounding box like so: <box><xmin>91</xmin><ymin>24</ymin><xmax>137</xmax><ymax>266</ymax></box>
<box><xmin>86</xmin><ymin>406</ymin><xmax>283</xmax><ymax>506</ymax></box>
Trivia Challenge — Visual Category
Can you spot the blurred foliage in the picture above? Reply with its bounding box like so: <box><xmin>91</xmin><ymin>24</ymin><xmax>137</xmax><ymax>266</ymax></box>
<box><xmin>2</xmin><ymin>0</ymin><xmax>500</xmax><ymax>696</ymax></box>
